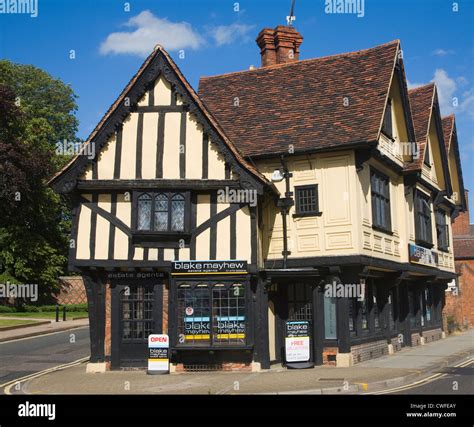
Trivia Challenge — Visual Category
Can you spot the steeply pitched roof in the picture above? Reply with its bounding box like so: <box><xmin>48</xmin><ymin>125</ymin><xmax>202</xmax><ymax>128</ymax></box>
<box><xmin>442</xmin><ymin>114</ymin><xmax>467</xmax><ymax>210</ymax></box>
<box><xmin>199</xmin><ymin>40</ymin><xmax>400</xmax><ymax>157</ymax></box>
<box><xmin>404</xmin><ymin>83</ymin><xmax>435</xmax><ymax>172</ymax></box>
<box><xmin>442</xmin><ymin>114</ymin><xmax>455</xmax><ymax>150</ymax></box>
<box><xmin>49</xmin><ymin>46</ymin><xmax>276</xmax><ymax>194</ymax></box>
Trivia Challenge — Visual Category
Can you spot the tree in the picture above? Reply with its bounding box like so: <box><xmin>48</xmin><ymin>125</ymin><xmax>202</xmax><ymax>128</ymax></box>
<box><xmin>0</xmin><ymin>61</ymin><xmax>79</xmax><ymax>304</ymax></box>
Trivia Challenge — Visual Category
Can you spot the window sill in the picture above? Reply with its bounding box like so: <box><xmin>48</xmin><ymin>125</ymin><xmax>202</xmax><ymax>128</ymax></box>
<box><xmin>437</xmin><ymin>246</ymin><xmax>450</xmax><ymax>253</ymax></box>
<box><xmin>293</xmin><ymin>211</ymin><xmax>322</xmax><ymax>218</ymax></box>
<box><xmin>173</xmin><ymin>345</ymin><xmax>253</xmax><ymax>351</ymax></box>
<box><xmin>415</xmin><ymin>240</ymin><xmax>434</xmax><ymax>249</ymax></box>
<box><xmin>372</xmin><ymin>225</ymin><xmax>393</xmax><ymax>235</ymax></box>
<box><xmin>381</xmin><ymin>131</ymin><xmax>395</xmax><ymax>142</ymax></box>
<box><xmin>132</xmin><ymin>232</ymin><xmax>191</xmax><ymax>246</ymax></box>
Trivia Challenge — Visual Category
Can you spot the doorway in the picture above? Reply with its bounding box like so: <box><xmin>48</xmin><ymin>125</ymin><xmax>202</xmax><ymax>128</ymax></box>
<box><xmin>111</xmin><ymin>283</ymin><xmax>163</xmax><ymax>368</ymax></box>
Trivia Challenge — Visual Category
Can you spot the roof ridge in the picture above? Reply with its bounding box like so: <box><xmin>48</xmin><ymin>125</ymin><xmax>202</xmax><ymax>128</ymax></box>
<box><xmin>199</xmin><ymin>39</ymin><xmax>400</xmax><ymax>81</ymax></box>
<box><xmin>408</xmin><ymin>82</ymin><xmax>435</xmax><ymax>93</ymax></box>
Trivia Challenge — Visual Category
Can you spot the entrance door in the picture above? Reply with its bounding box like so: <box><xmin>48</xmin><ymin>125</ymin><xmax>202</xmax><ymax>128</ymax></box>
<box><xmin>285</xmin><ymin>283</ymin><xmax>314</xmax><ymax>364</ymax></box>
<box><xmin>112</xmin><ymin>283</ymin><xmax>163</xmax><ymax>368</ymax></box>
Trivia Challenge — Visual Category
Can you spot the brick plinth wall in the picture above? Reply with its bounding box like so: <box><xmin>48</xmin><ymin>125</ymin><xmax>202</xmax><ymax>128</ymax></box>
<box><xmin>422</xmin><ymin>328</ymin><xmax>442</xmax><ymax>343</ymax></box>
<box><xmin>390</xmin><ymin>337</ymin><xmax>403</xmax><ymax>352</ymax></box>
<box><xmin>351</xmin><ymin>339</ymin><xmax>388</xmax><ymax>364</ymax></box>
<box><xmin>322</xmin><ymin>347</ymin><xmax>338</xmax><ymax>366</ymax></box>
<box><xmin>411</xmin><ymin>332</ymin><xmax>422</xmax><ymax>346</ymax></box>
<box><xmin>174</xmin><ymin>363</ymin><xmax>252</xmax><ymax>373</ymax></box>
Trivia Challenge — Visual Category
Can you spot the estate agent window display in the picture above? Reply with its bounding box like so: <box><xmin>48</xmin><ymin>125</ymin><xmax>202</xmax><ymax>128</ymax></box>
<box><xmin>173</xmin><ymin>281</ymin><xmax>250</xmax><ymax>349</ymax></box>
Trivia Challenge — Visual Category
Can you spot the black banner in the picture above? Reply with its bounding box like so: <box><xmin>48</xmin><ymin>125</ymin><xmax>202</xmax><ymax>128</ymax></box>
<box><xmin>172</xmin><ymin>260</ymin><xmax>247</xmax><ymax>275</ymax></box>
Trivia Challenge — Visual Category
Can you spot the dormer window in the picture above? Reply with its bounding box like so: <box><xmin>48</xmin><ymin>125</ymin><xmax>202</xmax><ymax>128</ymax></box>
<box><xmin>424</xmin><ymin>143</ymin><xmax>431</xmax><ymax>167</ymax></box>
<box><xmin>382</xmin><ymin>99</ymin><xmax>393</xmax><ymax>139</ymax></box>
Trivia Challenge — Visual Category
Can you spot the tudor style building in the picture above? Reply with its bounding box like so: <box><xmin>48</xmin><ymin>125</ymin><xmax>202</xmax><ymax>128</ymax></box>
<box><xmin>50</xmin><ymin>24</ymin><xmax>466</xmax><ymax>371</ymax></box>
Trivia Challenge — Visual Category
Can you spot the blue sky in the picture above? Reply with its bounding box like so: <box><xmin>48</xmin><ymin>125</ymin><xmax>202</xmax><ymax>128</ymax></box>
<box><xmin>1</xmin><ymin>0</ymin><xmax>473</xmax><ymax>211</ymax></box>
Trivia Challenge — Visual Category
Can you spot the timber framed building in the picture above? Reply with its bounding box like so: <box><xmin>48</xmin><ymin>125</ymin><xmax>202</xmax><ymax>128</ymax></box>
<box><xmin>50</xmin><ymin>24</ymin><xmax>466</xmax><ymax>371</ymax></box>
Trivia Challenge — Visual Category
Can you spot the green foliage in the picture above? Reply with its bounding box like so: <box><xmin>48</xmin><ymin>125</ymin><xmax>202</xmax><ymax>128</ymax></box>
<box><xmin>0</xmin><ymin>61</ymin><xmax>79</xmax><ymax>304</ymax></box>
<box><xmin>0</xmin><ymin>60</ymin><xmax>79</xmax><ymax>170</ymax></box>
<box><xmin>0</xmin><ymin>305</ymin><xmax>15</xmax><ymax>313</ymax></box>
<box><xmin>10</xmin><ymin>303</ymin><xmax>88</xmax><ymax>313</ymax></box>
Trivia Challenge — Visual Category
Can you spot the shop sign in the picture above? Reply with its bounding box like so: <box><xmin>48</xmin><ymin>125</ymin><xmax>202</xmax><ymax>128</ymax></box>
<box><xmin>107</xmin><ymin>271</ymin><xmax>165</xmax><ymax>280</ymax></box>
<box><xmin>147</xmin><ymin>334</ymin><xmax>169</xmax><ymax>375</ymax></box>
<box><xmin>285</xmin><ymin>321</ymin><xmax>310</xmax><ymax>363</ymax></box>
<box><xmin>172</xmin><ymin>260</ymin><xmax>247</xmax><ymax>275</ymax></box>
<box><xmin>408</xmin><ymin>243</ymin><xmax>438</xmax><ymax>268</ymax></box>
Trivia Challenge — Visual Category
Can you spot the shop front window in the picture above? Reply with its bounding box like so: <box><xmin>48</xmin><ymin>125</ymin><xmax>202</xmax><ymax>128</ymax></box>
<box><xmin>324</xmin><ymin>296</ymin><xmax>337</xmax><ymax>339</ymax></box>
<box><xmin>177</xmin><ymin>283</ymin><xmax>246</xmax><ymax>346</ymax></box>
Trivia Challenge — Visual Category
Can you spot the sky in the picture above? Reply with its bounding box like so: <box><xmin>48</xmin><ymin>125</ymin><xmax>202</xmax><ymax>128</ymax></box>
<box><xmin>1</xmin><ymin>0</ymin><xmax>473</xmax><ymax>212</ymax></box>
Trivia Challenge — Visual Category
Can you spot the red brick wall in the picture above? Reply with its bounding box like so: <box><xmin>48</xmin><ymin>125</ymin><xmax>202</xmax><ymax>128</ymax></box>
<box><xmin>452</xmin><ymin>191</ymin><xmax>470</xmax><ymax>236</ymax></box>
<box><xmin>55</xmin><ymin>276</ymin><xmax>87</xmax><ymax>305</ymax></box>
<box><xmin>445</xmin><ymin>261</ymin><xmax>474</xmax><ymax>329</ymax></box>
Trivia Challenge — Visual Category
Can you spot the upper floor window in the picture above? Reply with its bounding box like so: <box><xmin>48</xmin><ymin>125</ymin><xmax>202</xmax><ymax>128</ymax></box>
<box><xmin>435</xmin><ymin>209</ymin><xmax>449</xmax><ymax>251</ymax></box>
<box><xmin>382</xmin><ymin>99</ymin><xmax>393</xmax><ymax>139</ymax></box>
<box><xmin>414</xmin><ymin>190</ymin><xmax>433</xmax><ymax>247</ymax></box>
<box><xmin>294</xmin><ymin>185</ymin><xmax>320</xmax><ymax>217</ymax></box>
<box><xmin>423</xmin><ymin>143</ymin><xmax>431</xmax><ymax>167</ymax></box>
<box><xmin>136</xmin><ymin>191</ymin><xmax>188</xmax><ymax>233</ymax></box>
<box><xmin>371</xmin><ymin>169</ymin><xmax>391</xmax><ymax>232</ymax></box>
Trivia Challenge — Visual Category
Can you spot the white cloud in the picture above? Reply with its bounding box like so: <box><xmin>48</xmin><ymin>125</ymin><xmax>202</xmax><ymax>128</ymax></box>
<box><xmin>208</xmin><ymin>23</ymin><xmax>255</xmax><ymax>46</ymax></box>
<box><xmin>432</xmin><ymin>48</ymin><xmax>454</xmax><ymax>56</ymax></box>
<box><xmin>407</xmin><ymin>80</ymin><xmax>424</xmax><ymax>89</ymax></box>
<box><xmin>431</xmin><ymin>69</ymin><xmax>457</xmax><ymax>114</ymax></box>
<box><xmin>100</xmin><ymin>10</ymin><xmax>204</xmax><ymax>56</ymax></box>
<box><xmin>410</xmin><ymin>70</ymin><xmax>473</xmax><ymax>121</ymax></box>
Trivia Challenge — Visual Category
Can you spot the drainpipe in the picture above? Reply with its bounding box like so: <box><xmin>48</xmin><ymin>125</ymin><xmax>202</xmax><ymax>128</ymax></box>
<box><xmin>277</xmin><ymin>155</ymin><xmax>294</xmax><ymax>269</ymax></box>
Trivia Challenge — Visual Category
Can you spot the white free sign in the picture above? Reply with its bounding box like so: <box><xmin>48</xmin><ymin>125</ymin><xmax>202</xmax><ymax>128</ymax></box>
<box><xmin>285</xmin><ymin>336</ymin><xmax>310</xmax><ymax>362</ymax></box>
<box><xmin>148</xmin><ymin>334</ymin><xmax>169</xmax><ymax>374</ymax></box>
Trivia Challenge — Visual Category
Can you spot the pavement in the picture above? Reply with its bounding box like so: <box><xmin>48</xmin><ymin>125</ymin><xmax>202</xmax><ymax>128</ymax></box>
<box><xmin>0</xmin><ymin>317</ymin><xmax>89</xmax><ymax>343</ymax></box>
<box><xmin>6</xmin><ymin>329</ymin><xmax>473</xmax><ymax>395</ymax></box>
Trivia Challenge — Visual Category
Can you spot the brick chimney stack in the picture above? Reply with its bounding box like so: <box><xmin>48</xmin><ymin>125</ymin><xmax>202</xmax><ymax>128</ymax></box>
<box><xmin>452</xmin><ymin>190</ymin><xmax>471</xmax><ymax>236</ymax></box>
<box><xmin>256</xmin><ymin>25</ymin><xmax>303</xmax><ymax>67</ymax></box>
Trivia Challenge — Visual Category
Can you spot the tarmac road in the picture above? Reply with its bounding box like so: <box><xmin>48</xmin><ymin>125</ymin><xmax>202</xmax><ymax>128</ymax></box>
<box><xmin>0</xmin><ymin>326</ymin><xmax>90</xmax><ymax>389</ymax></box>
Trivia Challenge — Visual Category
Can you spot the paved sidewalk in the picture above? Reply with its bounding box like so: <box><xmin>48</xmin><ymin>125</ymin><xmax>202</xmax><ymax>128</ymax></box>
<box><xmin>0</xmin><ymin>318</ymin><xmax>89</xmax><ymax>343</ymax></box>
<box><xmin>12</xmin><ymin>329</ymin><xmax>474</xmax><ymax>395</ymax></box>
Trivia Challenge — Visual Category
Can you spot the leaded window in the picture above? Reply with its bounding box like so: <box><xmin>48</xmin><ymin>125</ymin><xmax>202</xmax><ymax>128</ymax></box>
<box><xmin>415</xmin><ymin>190</ymin><xmax>433</xmax><ymax>246</ymax></box>
<box><xmin>371</xmin><ymin>169</ymin><xmax>391</xmax><ymax>232</ymax></box>
<box><xmin>137</xmin><ymin>193</ymin><xmax>152</xmax><ymax>230</ymax></box>
<box><xmin>135</xmin><ymin>191</ymin><xmax>188</xmax><ymax>233</ymax></box>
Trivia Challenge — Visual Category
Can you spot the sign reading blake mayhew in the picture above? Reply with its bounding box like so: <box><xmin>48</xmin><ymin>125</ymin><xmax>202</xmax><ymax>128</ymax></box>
<box><xmin>172</xmin><ymin>260</ymin><xmax>247</xmax><ymax>275</ymax></box>
<box><xmin>147</xmin><ymin>334</ymin><xmax>169</xmax><ymax>375</ymax></box>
